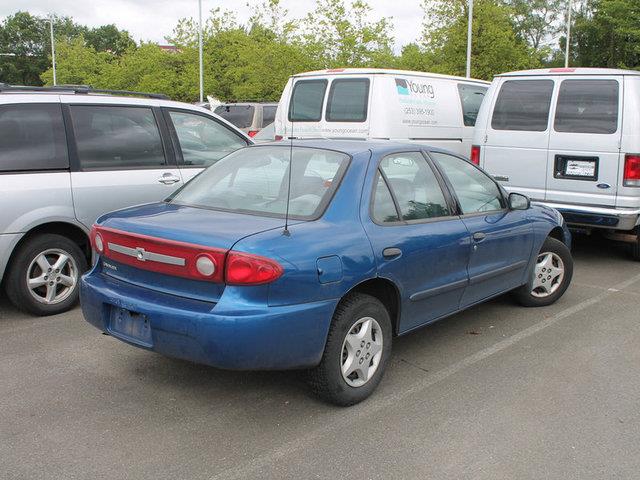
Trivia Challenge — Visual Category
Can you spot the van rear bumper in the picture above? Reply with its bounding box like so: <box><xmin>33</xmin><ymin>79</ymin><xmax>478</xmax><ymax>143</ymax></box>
<box><xmin>540</xmin><ymin>202</ymin><xmax>640</xmax><ymax>231</ymax></box>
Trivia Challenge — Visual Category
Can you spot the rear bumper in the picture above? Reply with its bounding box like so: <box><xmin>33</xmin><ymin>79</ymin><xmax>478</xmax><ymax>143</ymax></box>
<box><xmin>80</xmin><ymin>272</ymin><xmax>338</xmax><ymax>370</ymax></box>
<box><xmin>539</xmin><ymin>202</ymin><xmax>640</xmax><ymax>231</ymax></box>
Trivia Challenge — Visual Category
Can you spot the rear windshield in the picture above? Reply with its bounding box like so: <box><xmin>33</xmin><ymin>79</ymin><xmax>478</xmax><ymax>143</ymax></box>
<box><xmin>170</xmin><ymin>146</ymin><xmax>350</xmax><ymax>220</ymax></box>
<box><xmin>491</xmin><ymin>80</ymin><xmax>554</xmax><ymax>131</ymax></box>
<box><xmin>214</xmin><ymin>105</ymin><xmax>255</xmax><ymax>129</ymax></box>
<box><xmin>289</xmin><ymin>80</ymin><xmax>327</xmax><ymax>122</ymax></box>
<box><xmin>326</xmin><ymin>78</ymin><xmax>370</xmax><ymax>122</ymax></box>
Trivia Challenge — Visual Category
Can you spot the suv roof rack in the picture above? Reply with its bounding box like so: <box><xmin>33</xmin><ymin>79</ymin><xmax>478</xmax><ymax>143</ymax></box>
<box><xmin>0</xmin><ymin>84</ymin><xmax>169</xmax><ymax>100</ymax></box>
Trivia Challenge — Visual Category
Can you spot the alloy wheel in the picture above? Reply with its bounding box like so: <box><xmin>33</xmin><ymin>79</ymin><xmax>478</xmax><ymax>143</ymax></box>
<box><xmin>25</xmin><ymin>249</ymin><xmax>78</xmax><ymax>305</ymax></box>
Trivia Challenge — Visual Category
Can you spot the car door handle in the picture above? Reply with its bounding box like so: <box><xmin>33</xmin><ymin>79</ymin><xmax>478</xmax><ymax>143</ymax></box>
<box><xmin>382</xmin><ymin>247</ymin><xmax>402</xmax><ymax>259</ymax></box>
<box><xmin>472</xmin><ymin>232</ymin><xmax>487</xmax><ymax>242</ymax></box>
<box><xmin>158</xmin><ymin>173</ymin><xmax>181</xmax><ymax>185</ymax></box>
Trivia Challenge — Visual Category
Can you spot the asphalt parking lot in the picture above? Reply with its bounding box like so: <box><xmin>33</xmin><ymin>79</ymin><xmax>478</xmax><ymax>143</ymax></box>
<box><xmin>1</xmin><ymin>234</ymin><xmax>640</xmax><ymax>480</ymax></box>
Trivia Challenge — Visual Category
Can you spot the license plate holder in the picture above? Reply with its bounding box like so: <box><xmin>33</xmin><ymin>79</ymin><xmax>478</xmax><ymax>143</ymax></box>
<box><xmin>109</xmin><ymin>306</ymin><xmax>153</xmax><ymax>347</ymax></box>
<box><xmin>554</xmin><ymin>155</ymin><xmax>598</xmax><ymax>181</ymax></box>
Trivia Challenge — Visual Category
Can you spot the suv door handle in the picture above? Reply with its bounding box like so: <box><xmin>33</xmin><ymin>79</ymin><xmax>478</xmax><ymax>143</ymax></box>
<box><xmin>158</xmin><ymin>173</ymin><xmax>181</xmax><ymax>185</ymax></box>
<box><xmin>382</xmin><ymin>247</ymin><xmax>402</xmax><ymax>259</ymax></box>
<box><xmin>472</xmin><ymin>232</ymin><xmax>487</xmax><ymax>242</ymax></box>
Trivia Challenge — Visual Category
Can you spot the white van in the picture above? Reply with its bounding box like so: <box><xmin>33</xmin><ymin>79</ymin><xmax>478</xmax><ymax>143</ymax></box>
<box><xmin>473</xmin><ymin>68</ymin><xmax>640</xmax><ymax>259</ymax></box>
<box><xmin>274</xmin><ymin>68</ymin><xmax>489</xmax><ymax>157</ymax></box>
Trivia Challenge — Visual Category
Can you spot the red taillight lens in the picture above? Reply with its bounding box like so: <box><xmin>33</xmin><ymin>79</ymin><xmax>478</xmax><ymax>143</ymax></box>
<box><xmin>470</xmin><ymin>145</ymin><xmax>481</xmax><ymax>165</ymax></box>
<box><xmin>225</xmin><ymin>252</ymin><xmax>283</xmax><ymax>285</ymax></box>
<box><xmin>624</xmin><ymin>154</ymin><xmax>640</xmax><ymax>187</ymax></box>
<box><xmin>90</xmin><ymin>225</ymin><xmax>104</xmax><ymax>253</ymax></box>
<box><xmin>274</xmin><ymin>135</ymin><xmax>283</xmax><ymax>141</ymax></box>
<box><xmin>247</xmin><ymin>130</ymin><xmax>259</xmax><ymax>137</ymax></box>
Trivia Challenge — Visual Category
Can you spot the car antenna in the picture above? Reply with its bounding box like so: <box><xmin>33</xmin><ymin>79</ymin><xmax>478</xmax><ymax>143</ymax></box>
<box><xmin>283</xmin><ymin>104</ymin><xmax>294</xmax><ymax>237</ymax></box>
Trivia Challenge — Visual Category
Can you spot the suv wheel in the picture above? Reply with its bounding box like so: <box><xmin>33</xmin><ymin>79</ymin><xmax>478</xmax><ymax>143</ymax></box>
<box><xmin>6</xmin><ymin>234</ymin><xmax>88</xmax><ymax>316</ymax></box>
<box><xmin>309</xmin><ymin>293</ymin><xmax>392</xmax><ymax>406</ymax></box>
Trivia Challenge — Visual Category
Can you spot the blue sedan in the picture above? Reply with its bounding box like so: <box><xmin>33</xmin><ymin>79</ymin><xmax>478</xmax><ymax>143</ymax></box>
<box><xmin>80</xmin><ymin>140</ymin><xmax>573</xmax><ymax>405</ymax></box>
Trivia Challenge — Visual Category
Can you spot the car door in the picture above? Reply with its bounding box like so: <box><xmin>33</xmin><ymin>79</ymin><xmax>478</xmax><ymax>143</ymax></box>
<box><xmin>362</xmin><ymin>151</ymin><xmax>471</xmax><ymax>333</ymax></box>
<box><xmin>429</xmin><ymin>151</ymin><xmax>533</xmax><ymax>307</ymax></box>
<box><xmin>545</xmin><ymin>77</ymin><xmax>622</xmax><ymax>207</ymax></box>
<box><xmin>163</xmin><ymin>108</ymin><xmax>249</xmax><ymax>183</ymax></box>
<box><xmin>67</xmin><ymin>104</ymin><xmax>184</xmax><ymax>229</ymax></box>
<box><xmin>481</xmin><ymin>78</ymin><xmax>555</xmax><ymax>200</ymax></box>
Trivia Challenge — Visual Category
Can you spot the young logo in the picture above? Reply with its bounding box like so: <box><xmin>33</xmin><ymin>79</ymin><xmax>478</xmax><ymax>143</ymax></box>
<box><xmin>395</xmin><ymin>77</ymin><xmax>435</xmax><ymax>98</ymax></box>
<box><xmin>395</xmin><ymin>79</ymin><xmax>410</xmax><ymax>95</ymax></box>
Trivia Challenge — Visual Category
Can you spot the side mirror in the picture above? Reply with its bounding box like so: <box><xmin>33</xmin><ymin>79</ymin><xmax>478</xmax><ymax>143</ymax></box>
<box><xmin>508</xmin><ymin>192</ymin><xmax>530</xmax><ymax>210</ymax></box>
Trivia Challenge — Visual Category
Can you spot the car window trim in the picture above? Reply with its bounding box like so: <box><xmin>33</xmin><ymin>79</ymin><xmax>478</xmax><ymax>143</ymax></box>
<box><xmin>325</xmin><ymin>78</ymin><xmax>370</xmax><ymax>123</ymax></box>
<box><xmin>288</xmin><ymin>79</ymin><xmax>328</xmax><ymax>123</ymax></box>
<box><xmin>65</xmin><ymin>103</ymin><xmax>173</xmax><ymax>172</ymax></box>
<box><xmin>369</xmin><ymin>150</ymin><xmax>456</xmax><ymax>227</ymax></box>
<box><xmin>162</xmin><ymin>106</ymin><xmax>250</xmax><ymax>169</ymax></box>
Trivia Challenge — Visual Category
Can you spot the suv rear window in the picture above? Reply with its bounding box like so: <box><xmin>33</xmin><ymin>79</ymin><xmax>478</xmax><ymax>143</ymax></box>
<box><xmin>326</xmin><ymin>78</ymin><xmax>370</xmax><ymax>122</ymax></box>
<box><xmin>0</xmin><ymin>104</ymin><xmax>68</xmax><ymax>172</ymax></box>
<box><xmin>214</xmin><ymin>105</ymin><xmax>256</xmax><ymax>129</ymax></box>
<box><xmin>554</xmin><ymin>79</ymin><xmax>619</xmax><ymax>134</ymax></box>
<box><xmin>170</xmin><ymin>146</ymin><xmax>350</xmax><ymax>220</ymax></box>
<box><xmin>491</xmin><ymin>80</ymin><xmax>554</xmax><ymax>132</ymax></box>
<box><xmin>457</xmin><ymin>84</ymin><xmax>487</xmax><ymax>126</ymax></box>
<box><xmin>289</xmin><ymin>80</ymin><xmax>327</xmax><ymax>122</ymax></box>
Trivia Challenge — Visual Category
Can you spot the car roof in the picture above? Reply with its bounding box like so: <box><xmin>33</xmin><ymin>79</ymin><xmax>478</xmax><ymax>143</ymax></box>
<box><xmin>292</xmin><ymin>68</ymin><xmax>490</xmax><ymax>85</ymax></box>
<box><xmin>497</xmin><ymin>67</ymin><xmax>640</xmax><ymax>77</ymax></box>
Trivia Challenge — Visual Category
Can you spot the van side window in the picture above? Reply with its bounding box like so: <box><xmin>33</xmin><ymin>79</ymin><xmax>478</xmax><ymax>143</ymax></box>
<box><xmin>289</xmin><ymin>80</ymin><xmax>328</xmax><ymax>122</ymax></box>
<box><xmin>326</xmin><ymin>79</ymin><xmax>370</xmax><ymax>122</ymax></box>
<box><xmin>457</xmin><ymin>84</ymin><xmax>487</xmax><ymax>126</ymax></box>
<box><xmin>70</xmin><ymin>106</ymin><xmax>166</xmax><ymax>170</ymax></box>
<box><xmin>378</xmin><ymin>152</ymin><xmax>449</xmax><ymax>221</ymax></box>
<box><xmin>0</xmin><ymin>104</ymin><xmax>68</xmax><ymax>172</ymax></box>
<box><xmin>554</xmin><ymin>80</ymin><xmax>619</xmax><ymax>134</ymax></box>
<box><xmin>262</xmin><ymin>105</ymin><xmax>277</xmax><ymax>127</ymax></box>
<box><xmin>491</xmin><ymin>80</ymin><xmax>554</xmax><ymax>132</ymax></box>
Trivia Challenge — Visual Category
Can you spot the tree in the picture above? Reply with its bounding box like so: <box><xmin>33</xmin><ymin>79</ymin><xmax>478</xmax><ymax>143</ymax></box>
<box><xmin>85</xmin><ymin>25</ymin><xmax>136</xmax><ymax>56</ymax></box>
<box><xmin>41</xmin><ymin>36</ymin><xmax>111</xmax><ymax>86</ymax></box>
<box><xmin>501</xmin><ymin>0</ymin><xmax>565</xmax><ymax>51</ymax></box>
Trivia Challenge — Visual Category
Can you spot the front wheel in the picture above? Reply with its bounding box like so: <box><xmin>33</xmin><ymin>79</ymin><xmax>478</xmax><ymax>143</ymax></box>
<box><xmin>309</xmin><ymin>293</ymin><xmax>392</xmax><ymax>406</ymax></box>
<box><xmin>514</xmin><ymin>237</ymin><xmax>573</xmax><ymax>307</ymax></box>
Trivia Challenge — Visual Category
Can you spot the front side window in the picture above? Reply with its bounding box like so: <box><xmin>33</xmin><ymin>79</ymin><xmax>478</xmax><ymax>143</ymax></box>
<box><xmin>554</xmin><ymin>79</ymin><xmax>619</xmax><ymax>134</ymax></box>
<box><xmin>70</xmin><ymin>106</ymin><xmax>166</xmax><ymax>170</ymax></box>
<box><xmin>457</xmin><ymin>84</ymin><xmax>487</xmax><ymax>126</ymax></box>
<box><xmin>491</xmin><ymin>79</ymin><xmax>554</xmax><ymax>132</ymax></box>
<box><xmin>169</xmin><ymin>110</ymin><xmax>247</xmax><ymax>168</ymax></box>
<box><xmin>213</xmin><ymin>105</ymin><xmax>256</xmax><ymax>129</ymax></box>
<box><xmin>326</xmin><ymin>78</ymin><xmax>370</xmax><ymax>122</ymax></box>
<box><xmin>430</xmin><ymin>152</ymin><xmax>503</xmax><ymax>214</ymax></box>
<box><xmin>170</xmin><ymin>146</ymin><xmax>349</xmax><ymax>219</ymax></box>
<box><xmin>0</xmin><ymin>104</ymin><xmax>68</xmax><ymax>172</ymax></box>
<box><xmin>378</xmin><ymin>152</ymin><xmax>449</xmax><ymax>221</ymax></box>
<box><xmin>289</xmin><ymin>80</ymin><xmax>327</xmax><ymax>122</ymax></box>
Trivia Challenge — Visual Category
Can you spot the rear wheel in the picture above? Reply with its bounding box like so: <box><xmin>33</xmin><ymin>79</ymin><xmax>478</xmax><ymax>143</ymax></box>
<box><xmin>5</xmin><ymin>234</ymin><xmax>87</xmax><ymax>316</ymax></box>
<box><xmin>514</xmin><ymin>237</ymin><xmax>573</xmax><ymax>307</ymax></box>
<box><xmin>309</xmin><ymin>293</ymin><xmax>392</xmax><ymax>406</ymax></box>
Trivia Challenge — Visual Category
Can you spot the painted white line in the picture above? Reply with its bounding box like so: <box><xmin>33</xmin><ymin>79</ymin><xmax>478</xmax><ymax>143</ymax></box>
<box><xmin>210</xmin><ymin>272</ymin><xmax>640</xmax><ymax>480</ymax></box>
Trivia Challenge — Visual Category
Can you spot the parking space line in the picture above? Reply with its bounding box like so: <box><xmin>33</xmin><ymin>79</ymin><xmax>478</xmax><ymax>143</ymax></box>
<box><xmin>210</xmin><ymin>271</ymin><xmax>640</xmax><ymax>480</ymax></box>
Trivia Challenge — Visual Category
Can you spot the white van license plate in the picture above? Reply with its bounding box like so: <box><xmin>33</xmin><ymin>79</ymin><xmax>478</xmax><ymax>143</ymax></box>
<box><xmin>565</xmin><ymin>160</ymin><xmax>596</xmax><ymax>177</ymax></box>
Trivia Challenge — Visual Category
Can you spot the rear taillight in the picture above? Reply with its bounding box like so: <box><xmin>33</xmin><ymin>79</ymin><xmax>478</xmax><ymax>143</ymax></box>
<box><xmin>90</xmin><ymin>225</ymin><xmax>104</xmax><ymax>254</ymax></box>
<box><xmin>470</xmin><ymin>145</ymin><xmax>481</xmax><ymax>165</ymax></box>
<box><xmin>274</xmin><ymin>135</ymin><xmax>283</xmax><ymax>141</ymax></box>
<box><xmin>247</xmin><ymin>130</ymin><xmax>259</xmax><ymax>137</ymax></box>
<box><xmin>623</xmin><ymin>154</ymin><xmax>640</xmax><ymax>187</ymax></box>
<box><xmin>225</xmin><ymin>252</ymin><xmax>283</xmax><ymax>285</ymax></box>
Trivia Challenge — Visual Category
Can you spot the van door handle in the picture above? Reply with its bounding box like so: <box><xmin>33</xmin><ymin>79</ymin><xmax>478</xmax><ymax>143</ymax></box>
<box><xmin>472</xmin><ymin>232</ymin><xmax>487</xmax><ymax>242</ymax></box>
<box><xmin>382</xmin><ymin>247</ymin><xmax>402</xmax><ymax>259</ymax></box>
<box><xmin>158</xmin><ymin>173</ymin><xmax>181</xmax><ymax>185</ymax></box>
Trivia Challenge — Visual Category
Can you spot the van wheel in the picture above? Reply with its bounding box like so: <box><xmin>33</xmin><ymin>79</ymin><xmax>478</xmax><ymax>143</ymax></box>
<box><xmin>514</xmin><ymin>237</ymin><xmax>573</xmax><ymax>307</ymax></box>
<box><xmin>308</xmin><ymin>293</ymin><xmax>392</xmax><ymax>406</ymax></box>
<box><xmin>5</xmin><ymin>234</ymin><xmax>88</xmax><ymax>316</ymax></box>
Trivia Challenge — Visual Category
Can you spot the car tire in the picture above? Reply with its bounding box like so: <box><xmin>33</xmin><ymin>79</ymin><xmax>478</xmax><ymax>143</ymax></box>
<box><xmin>514</xmin><ymin>237</ymin><xmax>573</xmax><ymax>307</ymax></box>
<box><xmin>5</xmin><ymin>234</ymin><xmax>88</xmax><ymax>316</ymax></box>
<box><xmin>309</xmin><ymin>293</ymin><xmax>392</xmax><ymax>406</ymax></box>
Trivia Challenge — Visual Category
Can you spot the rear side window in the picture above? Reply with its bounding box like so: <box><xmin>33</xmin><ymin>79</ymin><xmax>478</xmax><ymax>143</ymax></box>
<box><xmin>372</xmin><ymin>173</ymin><xmax>400</xmax><ymax>223</ymax></box>
<box><xmin>262</xmin><ymin>105</ymin><xmax>277</xmax><ymax>127</ymax></box>
<box><xmin>289</xmin><ymin>80</ymin><xmax>327</xmax><ymax>122</ymax></box>
<box><xmin>554</xmin><ymin>79</ymin><xmax>619</xmax><ymax>134</ymax></box>
<box><xmin>214</xmin><ymin>105</ymin><xmax>256</xmax><ymax>129</ymax></box>
<box><xmin>70</xmin><ymin>106</ymin><xmax>166</xmax><ymax>170</ymax></box>
<box><xmin>491</xmin><ymin>80</ymin><xmax>554</xmax><ymax>131</ymax></box>
<box><xmin>0</xmin><ymin>104</ymin><xmax>68</xmax><ymax>172</ymax></box>
<box><xmin>326</xmin><ymin>78</ymin><xmax>370</xmax><ymax>122</ymax></box>
<box><xmin>457</xmin><ymin>84</ymin><xmax>487</xmax><ymax>127</ymax></box>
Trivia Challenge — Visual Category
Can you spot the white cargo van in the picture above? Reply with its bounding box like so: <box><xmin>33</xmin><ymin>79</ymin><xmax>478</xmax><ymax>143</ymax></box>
<box><xmin>473</xmin><ymin>68</ymin><xmax>640</xmax><ymax>259</ymax></box>
<box><xmin>274</xmin><ymin>68</ymin><xmax>489</xmax><ymax>157</ymax></box>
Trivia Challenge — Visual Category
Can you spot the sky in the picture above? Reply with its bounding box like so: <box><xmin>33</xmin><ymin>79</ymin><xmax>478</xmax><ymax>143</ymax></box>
<box><xmin>0</xmin><ymin>0</ymin><xmax>424</xmax><ymax>50</ymax></box>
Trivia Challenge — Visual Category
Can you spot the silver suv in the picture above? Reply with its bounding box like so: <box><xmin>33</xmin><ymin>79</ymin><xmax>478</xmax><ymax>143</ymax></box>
<box><xmin>0</xmin><ymin>85</ymin><xmax>250</xmax><ymax>315</ymax></box>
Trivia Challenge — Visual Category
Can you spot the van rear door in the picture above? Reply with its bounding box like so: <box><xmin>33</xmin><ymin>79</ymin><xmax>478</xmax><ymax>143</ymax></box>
<box><xmin>481</xmin><ymin>78</ymin><xmax>554</xmax><ymax>200</ymax></box>
<box><xmin>545</xmin><ymin>76</ymin><xmax>622</xmax><ymax>207</ymax></box>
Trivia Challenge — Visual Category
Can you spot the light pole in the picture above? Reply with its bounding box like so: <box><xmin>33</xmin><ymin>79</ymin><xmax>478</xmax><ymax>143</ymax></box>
<box><xmin>198</xmin><ymin>0</ymin><xmax>204</xmax><ymax>102</ymax></box>
<box><xmin>466</xmin><ymin>0</ymin><xmax>473</xmax><ymax>78</ymax></box>
<box><xmin>46</xmin><ymin>16</ymin><xmax>57</xmax><ymax>85</ymax></box>
<box><xmin>565</xmin><ymin>0</ymin><xmax>572</xmax><ymax>68</ymax></box>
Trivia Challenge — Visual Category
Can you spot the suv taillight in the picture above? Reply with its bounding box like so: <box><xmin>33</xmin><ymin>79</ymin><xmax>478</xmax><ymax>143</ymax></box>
<box><xmin>624</xmin><ymin>154</ymin><xmax>640</xmax><ymax>187</ymax></box>
<box><xmin>470</xmin><ymin>145</ymin><xmax>481</xmax><ymax>165</ymax></box>
<box><xmin>247</xmin><ymin>130</ymin><xmax>259</xmax><ymax>137</ymax></box>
